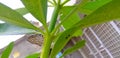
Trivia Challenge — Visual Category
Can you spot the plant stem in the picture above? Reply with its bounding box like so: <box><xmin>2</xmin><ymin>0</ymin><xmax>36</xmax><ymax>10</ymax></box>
<box><xmin>44</xmin><ymin>23</ymin><xmax>49</xmax><ymax>34</ymax></box>
<box><xmin>40</xmin><ymin>35</ymin><xmax>52</xmax><ymax>58</ymax></box>
<box><xmin>52</xmin><ymin>0</ymin><xmax>89</xmax><ymax>34</ymax></box>
<box><xmin>53</xmin><ymin>0</ymin><xmax>57</xmax><ymax>5</ymax></box>
<box><xmin>48</xmin><ymin>0</ymin><xmax>61</xmax><ymax>32</ymax></box>
<box><xmin>52</xmin><ymin>6</ymin><xmax>78</xmax><ymax>35</ymax></box>
<box><xmin>40</xmin><ymin>0</ymin><xmax>61</xmax><ymax>58</ymax></box>
<box><xmin>48</xmin><ymin>0</ymin><xmax>54</xmax><ymax>5</ymax></box>
<box><xmin>61</xmin><ymin>0</ymin><xmax>70</xmax><ymax>6</ymax></box>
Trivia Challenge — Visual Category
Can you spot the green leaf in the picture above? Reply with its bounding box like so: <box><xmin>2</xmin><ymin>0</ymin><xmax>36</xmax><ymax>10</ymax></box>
<box><xmin>60</xmin><ymin>6</ymin><xmax>83</xmax><ymax>36</ymax></box>
<box><xmin>78</xmin><ymin>0</ymin><xmax>112</xmax><ymax>15</ymax></box>
<box><xmin>0</xmin><ymin>23</ymin><xmax>36</xmax><ymax>35</ymax></box>
<box><xmin>76</xmin><ymin>0</ymin><xmax>120</xmax><ymax>28</ymax></box>
<box><xmin>26</xmin><ymin>53</ymin><xmax>40</xmax><ymax>58</ymax></box>
<box><xmin>50</xmin><ymin>0</ymin><xmax>120</xmax><ymax>57</ymax></box>
<box><xmin>15</xmin><ymin>8</ymin><xmax>29</xmax><ymax>15</ymax></box>
<box><xmin>50</xmin><ymin>27</ymin><xmax>78</xmax><ymax>58</ymax></box>
<box><xmin>60</xmin><ymin>40</ymin><xmax>86</xmax><ymax>57</ymax></box>
<box><xmin>60</xmin><ymin>6</ymin><xmax>80</xmax><ymax>29</ymax></box>
<box><xmin>48</xmin><ymin>4</ymin><xmax>61</xmax><ymax>32</ymax></box>
<box><xmin>1</xmin><ymin>42</ymin><xmax>14</xmax><ymax>58</ymax></box>
<box><xmin>21</xmin><ymin>0</ymin><xmax>48</xmax><ymax>24</ymax></box>
<box><xmin>72</xmin><ymin>29</ymin><xmax>83</xmax><ymax>37</ymax></box>
<box><xmin>0</xmin><ymin>3</ymin><xmax>39</xmax><ymax>31</ymax></box>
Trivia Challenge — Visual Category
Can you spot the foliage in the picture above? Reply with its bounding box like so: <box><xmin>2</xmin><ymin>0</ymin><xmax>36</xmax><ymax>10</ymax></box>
<box><xmin>0</xmin><ymin>42</ymin><xmax>14</xmax><ymax>58</ymax></box>
<box><xmin>25</xmin><ymin>53</ymin><xmax>40</xmax><ymax>58</ymax></box>
<box><xmin>0</xmin><ymin>0</ymin><xmax>120</xmax><ymax>58</ymax></box>
<box><xmin>60</xmin><ymin>40</ymin><xmax>86</xmax><ymax>58</ymax></box>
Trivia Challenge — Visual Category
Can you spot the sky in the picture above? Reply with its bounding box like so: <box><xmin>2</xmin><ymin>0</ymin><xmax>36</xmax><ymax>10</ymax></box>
<box><xmin>0</xmin><ymin>0</ymin><xmax>76</xmax><ymax>49</ymax></box>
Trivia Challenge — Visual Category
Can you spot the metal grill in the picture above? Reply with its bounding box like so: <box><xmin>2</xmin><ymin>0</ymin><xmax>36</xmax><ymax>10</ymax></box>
<box><xmin>78</xmin><ymin>21</ymin><xmax>120</xmax><ymax>58</ymax></box>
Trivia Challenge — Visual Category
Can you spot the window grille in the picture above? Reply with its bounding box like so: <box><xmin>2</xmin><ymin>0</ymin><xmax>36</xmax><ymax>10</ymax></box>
<box><xmin>77</xmin><ymin>21</ymin><xmax>120</xmax><ymax>58</ymax></box>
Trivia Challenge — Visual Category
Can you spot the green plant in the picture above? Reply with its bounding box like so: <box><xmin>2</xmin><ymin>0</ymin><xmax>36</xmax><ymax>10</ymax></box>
<box><xmin>0</xmin><ymin>0</ymin><xmax>120</xmax><ymax>58</ymax></box>
<box><xmin>0</xmin><ymin>42</ymin><xmax>14</xmax><ymax>58</ymax></box>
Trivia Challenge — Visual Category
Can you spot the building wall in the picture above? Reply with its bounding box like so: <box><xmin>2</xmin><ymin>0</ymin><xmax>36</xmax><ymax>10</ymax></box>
<box><xmin>8</xmin><ymin>35</ymin><xmax>41</xmax><ymax>58</ymax></box>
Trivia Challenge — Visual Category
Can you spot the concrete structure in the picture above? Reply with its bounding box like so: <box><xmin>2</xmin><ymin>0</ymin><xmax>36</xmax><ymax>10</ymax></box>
<box><xmin>0</xmin><ymin>34</ymin><xmax>42</xmax><ymax>58</ymax></box>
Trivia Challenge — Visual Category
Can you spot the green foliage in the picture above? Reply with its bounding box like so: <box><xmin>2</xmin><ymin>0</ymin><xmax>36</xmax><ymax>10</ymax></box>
<box><xmin>60</xmin><ymin>6</ymin><xmax>80</xmax><ymax>29</ymax></box>
<box><xmin>21</xmin><ymin>0</ymin><xmax>47</xmax><ymax>24</ymax></box>
<box><xmin>0</xmin><ymin>3</ymin><xmax>39</xmax><ymax>31</ymax></box>
<box><xmin>1</xmin><ymin>42</ymin><xmax>14</xmax><ymax>58</ymax></box>
<box><xmin>48</xmin><ymin>0</ymin><xmax>61</xmax><ymax>32</ymax></box>
<box><xmin>50</xmin><ymin>27</ymin><xmax>79</xmax><ymax>58</ymax></box>
<box><xmin>60</xmin><ymin>6</ymin><xmax>83</xmax><ymax>36</ymax></box>
<box><xmin>78</xmin><ymin>0</ymin><xmax>112</xmax><ymax>15</ymax></box>
<box><xmin>72</xmin><ymin>29</ymin><xmax>83</xmax><ymax>37</ymax></box>
<box><xmin>0</xmin><ymin>23</ymin><xmax>36</xmax><ymax>35</ymax></box>
<box><xmin>26</xmin><ymin>53</ymin><xmax>40</xmax><ymax>58</ymax></box>
<box><xmin>76</xmin><ymin>0</ymin><xmax>120</xmax><ymax>28</ymax></box>
<box><xmin>21</xmin><ymin>0</ymin><xmax>49</xmax><ymax>33</ymax></box>
<box><xmin>15</xmin><ymin>8</ymin><xmax>29</xmax><ymax>15</ymax></box>
<box><xmin>60</xmin><ymin>40</ymin><xmax>86</xmax><ymax>57</ymax></box>
<box><xmin>50</xmin><ymin>0</ymin><xmax>120</xmax><ymax>57</ymax></box>
<box><xmin>0</xmin><ymin>0</ymin><xmax>120</xmax><ymax>58</ymax></box>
